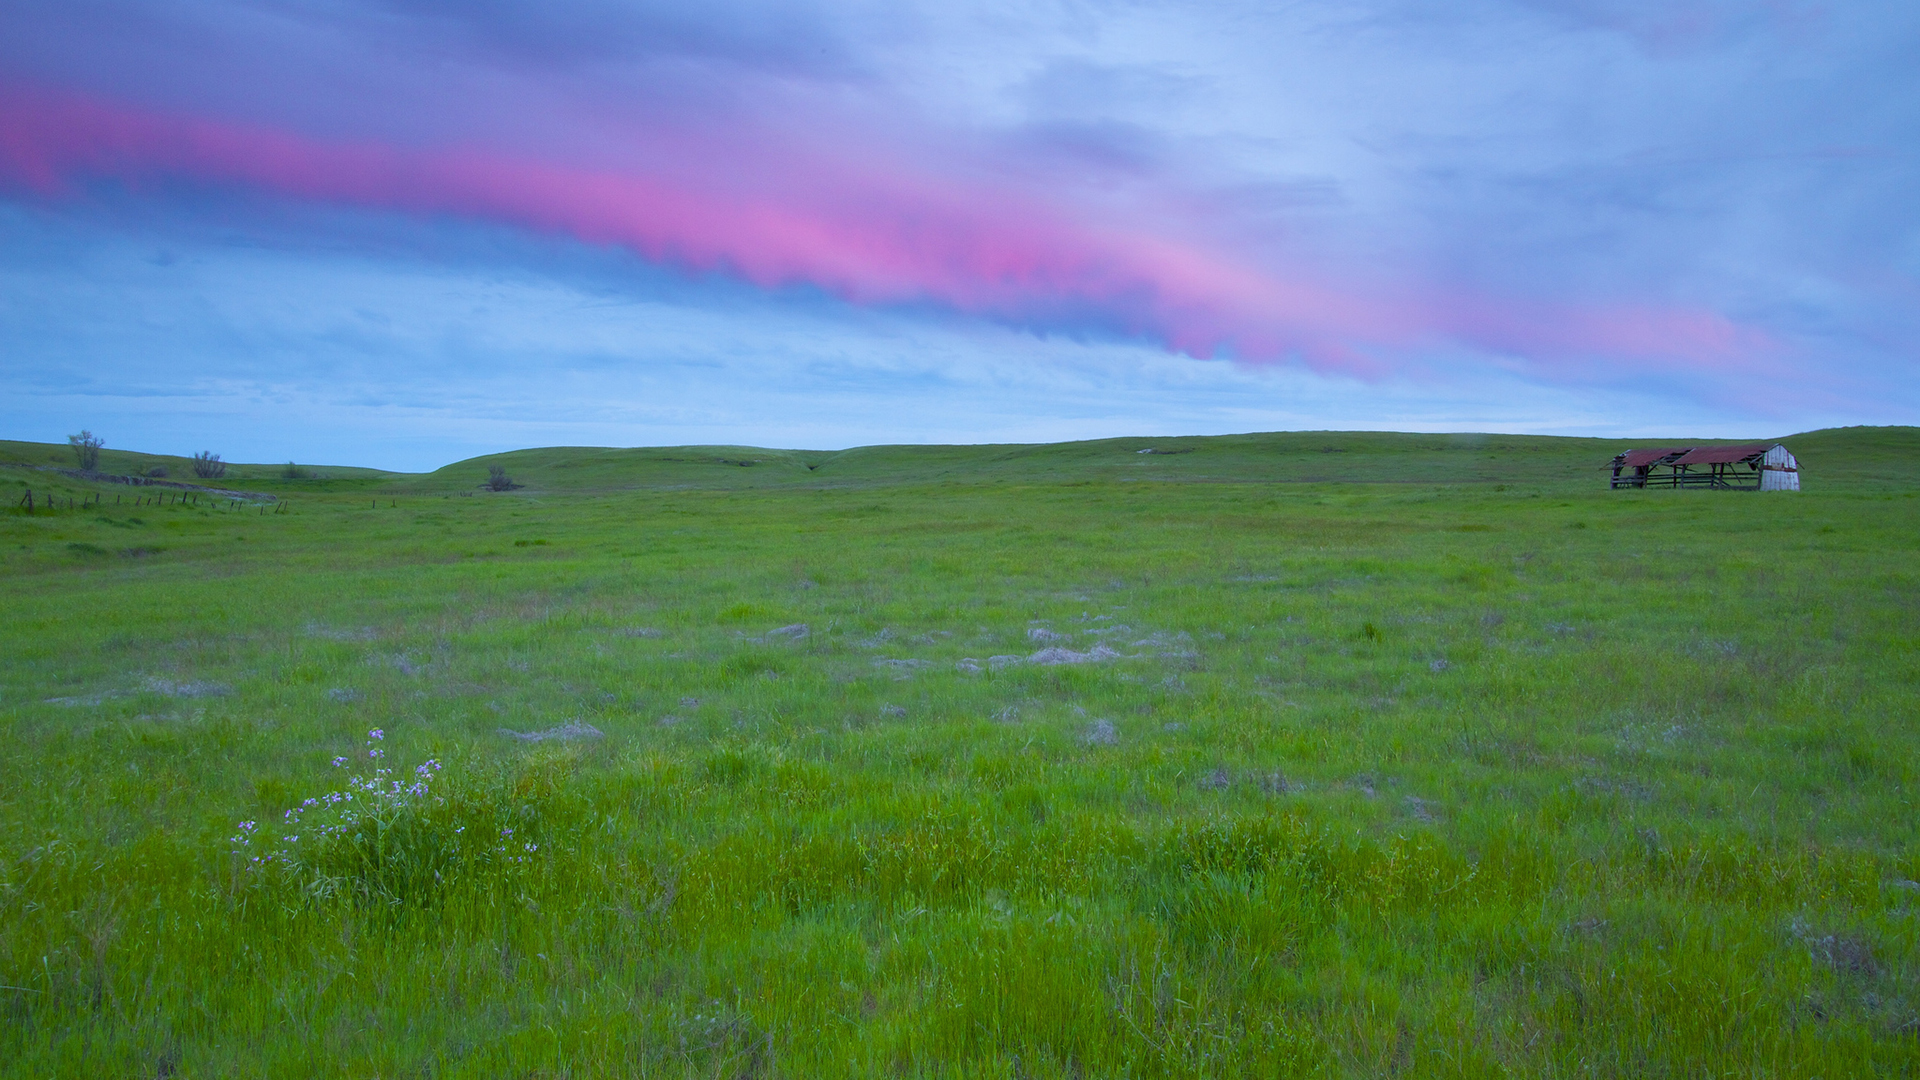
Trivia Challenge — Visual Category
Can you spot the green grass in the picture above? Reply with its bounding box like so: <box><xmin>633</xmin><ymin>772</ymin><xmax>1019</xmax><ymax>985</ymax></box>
<box><xmin>2</xmin><ymin>428</ymin><xmax>1917</xmax><ymax>1077</ymax></box>
<box><xmin>388</xmin><ymin>425</ymin><xmax>1920</xmax><ymax>495</ymax></box>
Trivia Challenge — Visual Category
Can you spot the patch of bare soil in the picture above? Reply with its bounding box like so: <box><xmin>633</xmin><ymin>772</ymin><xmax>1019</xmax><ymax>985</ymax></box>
<box><xmin>499</xmin><ymin>722</ymin><xmax>605</xmax><ymax>743</ymax></box>
<box><xmin>143</xmin><ymin>677</ymin><xmax>230</xmax><ymax>698</ymax></box>
<box><xmin>1029</xmin><ymin>643</ymin><xmax>1128</xmax><ymax>665</ymax></box>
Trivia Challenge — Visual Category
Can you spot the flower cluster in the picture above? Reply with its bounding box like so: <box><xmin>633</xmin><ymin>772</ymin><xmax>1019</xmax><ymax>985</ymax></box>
<box><xmin>228</xmin><ymin>728</ymin><xmax>548</xmax><ymax>904</ymax></box>
<box><xmin>228</xmin><ymin>819</ymin><xmax>260</xmax><ymax>858</ymax></box>
<box><xmin>233</xmin><ymin>730</ymin><xmax>444</xmax><ymax>862</ymax></box>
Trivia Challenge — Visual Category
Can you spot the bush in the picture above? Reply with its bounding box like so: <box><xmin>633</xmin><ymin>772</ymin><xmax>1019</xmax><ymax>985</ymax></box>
<box><xmin>486</xmin><ymin>465</ymin><xmax>518</xmax><ymax>491</ymax></box>
<box><xmin>191</xmin><ymin>451</ymin><xmax>226</xmax><ymax>479</ymax></box>
<box><xmin>281</xmin><ymin>461</ymin><xmax>313</xmax><ymax>480</ymax></box>
<box><xmin>231</xmin><ymin>730</ymin><xmax>573</xmax><ymax>910</ymax></box>
<box><xmin>67</xmin><ymin>430</ymin><xmax>103</xmax><ymax>472</ymax></box>
<box><xmin>146</xmin><ymin>466</ymin><xmax>169</xmax><ymax>478</ymax></box>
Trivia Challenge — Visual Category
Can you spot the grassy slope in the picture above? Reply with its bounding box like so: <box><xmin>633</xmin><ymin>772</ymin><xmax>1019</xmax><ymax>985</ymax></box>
<box><xmin>1</xmin><ymin>426</ymin><xmax>1916</xmax><ymax>1077</ymax></box>
<box><xmin>0</xmin><ymin>439</ymin><xmax>399</xmax><ymax>491</ymax></box>
<box><xmin>8</xmin><ymin>426</ymin><xmax>1915</xmax><ymax>496</ymax></box>
<box><xmin>397</xmin><ymin>425</ymin><xmax>1920</xmax><ymax>494</ymax></box>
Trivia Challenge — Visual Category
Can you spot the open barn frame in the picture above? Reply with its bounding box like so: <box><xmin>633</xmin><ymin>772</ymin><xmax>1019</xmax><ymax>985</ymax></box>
<box><xmin>1608</xmin><ymin>443</ymin><xmax>1799</xmax><ymax>491</ymax></box>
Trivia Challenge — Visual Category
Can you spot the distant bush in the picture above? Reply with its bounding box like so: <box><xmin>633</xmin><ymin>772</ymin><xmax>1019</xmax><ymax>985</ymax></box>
<box><xmin>146</xmin><ymin>465</ymin><xmax>169</xmax><ymax>478</ymax></box>
<box><xmin>282</xmin><ymin>461</ymin><xmax>313</xmax><ymax>480</ymax></box>
<box><xmin>485</xmin><ymin>465</ymin><xmax>518</xmax><ymax>491</ymax></box>
<box><xmin>191</xmin><ymin>451</ymin><xmax>226</xmax><ymax>479</ymax></box>
<box><xmin>67</xmin><ymin>430</ymin><xmax>103</xmax><ymax>472</ymax></box>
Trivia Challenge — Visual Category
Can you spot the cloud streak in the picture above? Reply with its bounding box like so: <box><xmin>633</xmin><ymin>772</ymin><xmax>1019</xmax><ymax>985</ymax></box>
<box><xmin>0</xmin><ymin>79</ymin><xmax>1764</xmax><ymax>379</ymax></box>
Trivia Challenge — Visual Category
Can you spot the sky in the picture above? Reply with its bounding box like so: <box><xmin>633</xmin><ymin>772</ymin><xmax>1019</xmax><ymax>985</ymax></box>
<box><xmin>1</xmin><ymin>0</ymin><xmax>1915</xmax><ymax>471</ymax></box>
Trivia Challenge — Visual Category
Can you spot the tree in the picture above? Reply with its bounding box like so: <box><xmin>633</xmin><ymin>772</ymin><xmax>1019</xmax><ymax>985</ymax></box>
<box><xmin>486</xmin><ymin>465</ymin><xmax>517</xmax><ymax>491</ymax></box>
<box><xmin>68</xmin><ymin>430</ymin><xmax>103</xmax><ymax>472</ymax></box>
<box><xmin>191</xmin><ymin>451</ymin><xmax>227</xmax><ymax>479</ymax></box>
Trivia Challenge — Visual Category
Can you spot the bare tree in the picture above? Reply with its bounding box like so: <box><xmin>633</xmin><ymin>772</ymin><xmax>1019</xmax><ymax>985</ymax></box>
<box><xmin>191</xmin><ymin>451</ymin><xmax>227</xmax><ymax>479</ymax></box>
<box><xmin>486</xmin><ymin>465</ymin><xmax>517</xmax><ymax>491</ymax></box>
<box><xmin>68</xmin><ymin>430</ymin><xmax>104</xmax><ymax>472</ymax></box>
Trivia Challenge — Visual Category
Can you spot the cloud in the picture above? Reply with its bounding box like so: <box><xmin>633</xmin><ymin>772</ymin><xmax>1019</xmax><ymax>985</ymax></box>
<box><xmin>0</xmin><ymin>80</ymin><xmax>1769</xmax><ymax>380</ymax></box>
<box><xmin>365</xmin><ymin>0</ymin><xmax>868</xmax><ymax>74</ymax></box>
<box><xmin>0</xmin><ymin>204</ymin><xmax>1823</xmax><ymax>472</ymax></box>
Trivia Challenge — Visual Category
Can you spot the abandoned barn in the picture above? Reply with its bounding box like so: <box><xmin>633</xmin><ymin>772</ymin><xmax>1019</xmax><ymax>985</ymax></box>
<box><xmin>1608</xmin><ymin>443</ymin><xmax>1800</xmax><ymax>491</ymax></box>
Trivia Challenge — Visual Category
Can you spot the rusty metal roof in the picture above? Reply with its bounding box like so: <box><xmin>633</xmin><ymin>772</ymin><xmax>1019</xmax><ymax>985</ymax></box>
<box><xmin>1669</xmin><ymin>443</ymin><xmax>1774</xmax><ymax>466</ymax></box>
<box><xmin>1617</xmin><ymin>448</ymin><xmax>1689</xmax><ymax>468</ymax></box>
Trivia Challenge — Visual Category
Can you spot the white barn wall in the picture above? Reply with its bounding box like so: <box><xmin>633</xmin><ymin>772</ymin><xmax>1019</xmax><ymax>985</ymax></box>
<box><xmin>1759</xmin><ymin>444</ymin><xmax>1800</xmax><ymax>491</ymax></box>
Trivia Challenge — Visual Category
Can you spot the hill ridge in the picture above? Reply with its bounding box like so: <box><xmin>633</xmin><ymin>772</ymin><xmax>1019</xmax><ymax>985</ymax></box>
<box><xmin>4</xmin><ymin>426</ymin><xmax>1912</xmax><ymax>494</ymax></box>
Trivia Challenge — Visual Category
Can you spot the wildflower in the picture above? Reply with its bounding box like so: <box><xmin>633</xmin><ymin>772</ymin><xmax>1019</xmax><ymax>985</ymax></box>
<box><xmin>500</xmin><ymin>827</ymin><xmax>513</xmax><ymax>838</ymax></box>
<box><xmin>332</xmin><ymin>756</ymin><xmax>347</xmax><ymax>767</ymax></box>
<box><xmin>525</xmin><ymin>842</ymin><xmax>538</xmax><ymax>853</ymax></box>
<box><xmin>368</xmin><ymin>728</ymin><xmax>384</xmax><ymax>740</ymax></box>
<box><xmin>285</xmin><ymin>835</ymin><xmax>298</xmax><ymax>842</ymax></box>
<box><xmin>237</xmin><ymin>820</ymin><xmax>256</xmax><ymax>833</ymax></box>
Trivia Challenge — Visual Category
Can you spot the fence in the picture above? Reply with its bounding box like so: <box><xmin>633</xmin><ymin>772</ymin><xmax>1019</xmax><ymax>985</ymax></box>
<box><xmin>16</xmin><ymin>488</ymin><xmax>290</xmax><ymax>515</ymax></box>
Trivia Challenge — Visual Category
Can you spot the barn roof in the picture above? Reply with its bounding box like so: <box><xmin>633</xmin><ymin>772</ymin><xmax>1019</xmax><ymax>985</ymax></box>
<box><xmin>1669</xmin><ymin>443</ymin><xmax>1774</xmax><ymax>466</ymax></box>
<box><xmin>1617</xmin><ymin>448</ymin><xmax>1689</xmax><ymax>468</ymax></box>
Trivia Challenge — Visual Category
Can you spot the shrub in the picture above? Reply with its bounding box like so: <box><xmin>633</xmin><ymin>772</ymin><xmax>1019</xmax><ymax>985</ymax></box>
<box><xmin>146</xmin><ymin>466</ymin><xmax>169</xmax><ymax>478</ymax></box>
<box><xmin>67</xmin><ymin>430</ymin><xmax>103</xmax><ymax>471</ymax></box>
<box><xmin>281</xmin><ymin>461</ymin><xmax>312</xmax><ymax>480</ymax></box>
<box><xmin>231</xmin><ymin>730</ymin><xmax>572</xmax><ymax>910</ymax></box>
<box><xmin>486</xmin><ymin>465</ymin><xmax>518</xmax><ymax>491</ymax></box>
<box><xmin>191</xmin><ymin>451</ymin><xmax>226</xmax><ymax>479</ymax></box>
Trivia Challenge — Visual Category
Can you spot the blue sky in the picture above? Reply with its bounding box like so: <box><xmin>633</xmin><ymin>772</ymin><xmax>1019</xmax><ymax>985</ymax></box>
<box><xmin>2</xmin><ymin>0</ymin><xmax>1915</xmax><ymax>471</ymax></box>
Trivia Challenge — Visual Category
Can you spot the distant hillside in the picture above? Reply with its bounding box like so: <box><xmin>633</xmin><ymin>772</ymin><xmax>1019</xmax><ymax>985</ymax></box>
<box><xmin>390</xmin><ymin>427</ymin><xmax>1917</xmax><ymax>494</ymax></box>
<box><xmin>0</xmin><ymin>440</ymin><xmax>402</xmax><ymax>494</ymax></box>
<box><xmin>4</xmin><ymin>427</ymin><xmax>1912</xmax><ymax>494</ymax></box>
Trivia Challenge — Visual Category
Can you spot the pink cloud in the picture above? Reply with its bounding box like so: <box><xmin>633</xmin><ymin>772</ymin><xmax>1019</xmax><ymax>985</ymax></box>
<box><xmin>0</xmin><ymin>81</ymin><xmax>1767</xmax><ymax>376</ymax></box>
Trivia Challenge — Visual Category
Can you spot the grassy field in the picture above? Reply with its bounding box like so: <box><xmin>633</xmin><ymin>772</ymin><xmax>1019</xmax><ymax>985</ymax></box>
<box><xmin>3</xmin><ymin>427</ymin><xmax>1918</xmax><ymax>1077</ymax></box>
